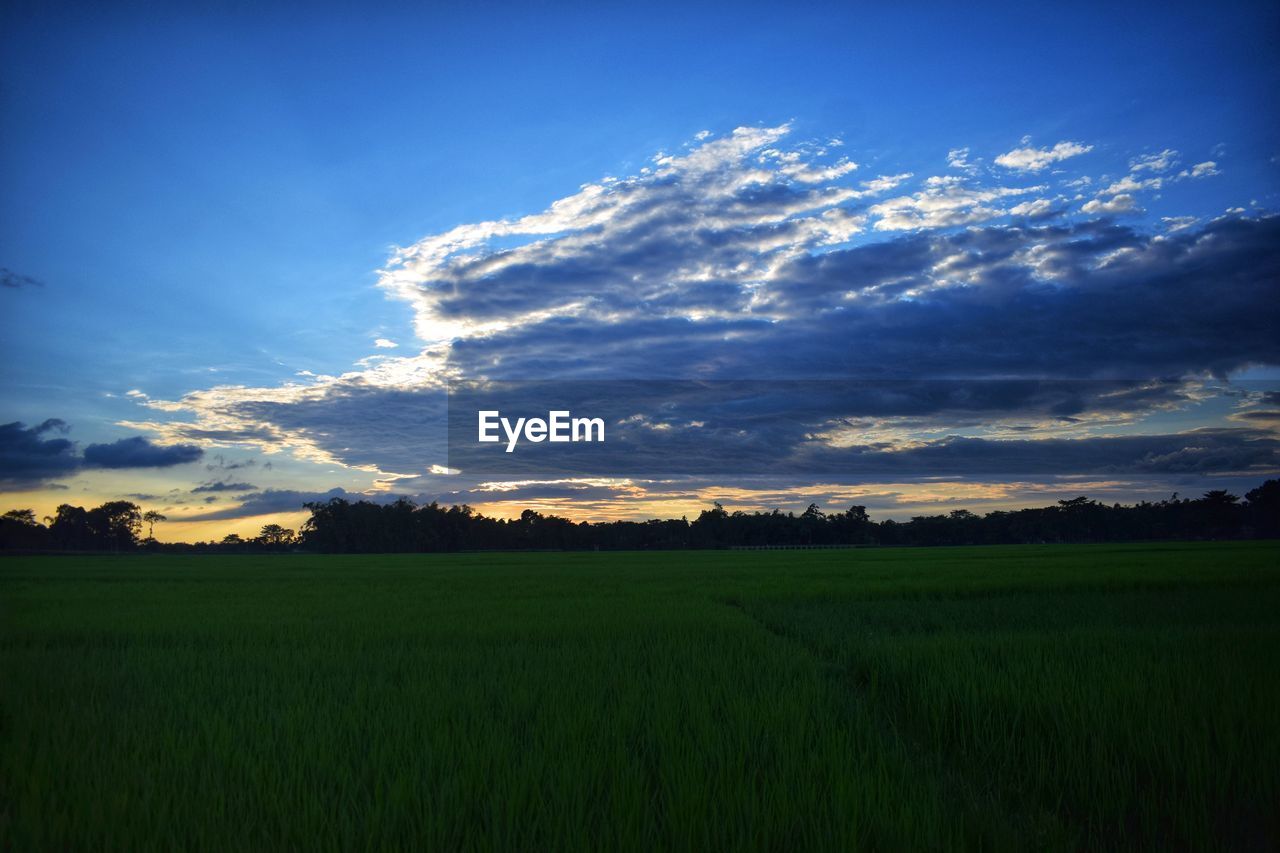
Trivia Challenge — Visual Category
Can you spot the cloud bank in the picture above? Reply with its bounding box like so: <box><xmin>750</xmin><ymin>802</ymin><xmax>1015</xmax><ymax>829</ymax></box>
<box><xmin>1</xmin><ymin>420</ymin><xmax>204</xmax><ymax>489</ymax></box>
<box><xmin>98</xmin><ymin>124</ymin><xmax>1276</xmax><ymax>515</ymax></box>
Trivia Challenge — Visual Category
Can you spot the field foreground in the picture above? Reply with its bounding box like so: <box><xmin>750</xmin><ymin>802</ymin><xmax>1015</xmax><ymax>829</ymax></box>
<box><xmin>2</xmin><ymin>542</ymin><xmax>1278</xmax><ymax>851</ymax></box>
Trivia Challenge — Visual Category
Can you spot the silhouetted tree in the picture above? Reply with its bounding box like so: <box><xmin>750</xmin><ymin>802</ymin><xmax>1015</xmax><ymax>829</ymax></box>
<box><xmin>256</xmin><ymin>524</ymin><xmax>296</xmax><ymax>549</ymax></box>
<box><xmin>1245</xmin><ymin>479</ymin><xmax>1280</xmax><ymax>537</ymax></box>
<box><xmin>87</xmin><ymin>501</ymin><xmax>142</xmax><ymax>551</ymax></box>
<box><xmin>143</xmin><ymin>510</ymin><xmax>166</xmax><ymax>540</ymax></box>
<box><xmin>0</xmin><ymin>508</ymin><xmax>51</xmax><ymax>550</ymax></box>
<box><xmin>3</xmin><ymin>509</ymin><xmax>37</xmax><ymax>526</ymax></box>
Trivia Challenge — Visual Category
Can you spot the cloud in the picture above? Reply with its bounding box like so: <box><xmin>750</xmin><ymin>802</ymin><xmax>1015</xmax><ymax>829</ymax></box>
<box><xmin>377</xmin><ymin>124</ymin><xmax>906</xmax><ymax>343</ymax></box>
<box><xmin>869</xmin><ymin>180</ymin><xmax>1046</xmax><ymax>231</ymax></box>
<box><xmin>995</xmin><ymin>140</ymin><xmax>1093</xmax><ymax>172</ymax></box>
<box><xmin>1084</xmin><ymin>153</ymin><xmax>1217</xmax><ymax>211</ymax></box>
<box><xmin>205</xmin><ymin>454</ymin><xmax>258</xmax><ymax>471</ymax></box>
<box><xmin>1231</xmin><ymin>410</ymin><xmax>1280</xmax><ymax>426</ymax></box>
<box><xmin>135</xmin><ymin>209</ymin><xmax>1280</xmax><ymax>485</ymax></box>
<box><xmin>1097</xmin><ymin>175</ymin><xmax>1162</xmax><ymax>196</ymax></box>
<box><xmin>436</xmin><ymin>479</ymin><xmax>643</xmax><ymax>506</ymax></box>
<box><xmin>1</xmin><ymin>420</ymin><xmax>203</xmax><ymax>487</ymax></box>
<box><xmin>180</xmin><ymin>487</ymin><xmax>364</xmax><ymax>521</ymax></box>
<box><xmin>1161</xmin><ymin>216</ymin><xmax>1198</xmax><ymax>232</ymax></box>
<box><xmin>1008</xmin><ymin>198</ymin><xmax>1056</xmax><ymax>218</ymax></box>
<box><xmin>0</xmin><ymin>419</ymin><xmax>79</xmax><ymax>488</ymax></box>
<box><xmin>191</xmin><ymin>480</ymin><xmax>256</xmax><ymax>493</ymax></box>
<box><xmin>374</xmin><ymin>338</ymin><xmax>398</xmax><ymax>348</ymax></box>
<box><xmin>760</xmin><ymin>146</ymin><xmax>859</xmax><ymax>183</ymax></box>
<box><xmin>82</xmin><ymin>436</ymin><xmax>204</xmax><ymax>469</ymax></box>
<box><xmin>1130</xmin><ymin>149</ymin><xmax>1178</xmax><ymax>173</ymax></box>
<box><xmin>116</xmin><ymin>127</ymin><xmax>1277</xmax><ymax>491</ymax></box>
<box><xmin>1081</xmin><ymin>193</ymin><xmax>1139</xmax><ymax>215</ymax></box>
<box><xmin>432</xmin><ymin>376</ymin><xmax>1280</xmax><ymax>480</ymax></box>
<box><xmin>0</xmin><ymin>268</ymin><xmax>44</xmax><ymax>289</ymax></box>
<box><xmin>946</xmin><ymin>147</ymin><xmax>976</xmax><ymax>171</ymax></box>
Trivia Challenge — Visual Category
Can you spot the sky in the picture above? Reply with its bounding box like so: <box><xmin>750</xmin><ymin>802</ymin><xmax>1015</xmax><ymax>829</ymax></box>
<box><xmin>2</xmin><ymin>0</ymin><xmax>1279</xmax><ymax>541</ymax></box>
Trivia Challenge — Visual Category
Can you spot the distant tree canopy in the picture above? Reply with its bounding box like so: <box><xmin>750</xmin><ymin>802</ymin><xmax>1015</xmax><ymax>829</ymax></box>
<box><xmin>293</xmin><ymin>480</ymin><xmax>1280</xmax><ymax>553</ymax></box>
<box><xmin>3</xmin><ymin>508</ymin><xmax>37</xmax><ymax>526</ymax></box>
<box><xmin>39</xmin><ymin>500</ymin><xmax>143</xmax><ymax>551</ymax></box>
<box><xmin>256</xmin><ymin>524</ymin><xmax>296</xmax><ymax>548</ymax></box>
<box><xmin>2</xmin><ymin>479</ymin><xmax>1277</xmax><ymax>553</ymax></box>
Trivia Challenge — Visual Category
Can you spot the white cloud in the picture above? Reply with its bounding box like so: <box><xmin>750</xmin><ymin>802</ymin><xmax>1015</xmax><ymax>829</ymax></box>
<box><xmin>870</xmin><ymin>181</ymin><xmax>1045</xmax><ymax>231</ymax></box>
<box><xmin>1098</xmin><ymin>174</ymin><xmax>1163</xmax><ymax>195</ymax></box>
<box><xmin>783</xmin><ymin>158</ymin><xmax>860</xmax><ymax>183</ymax></box>
<box><xmin>1081</xmin><ymin>194</ymin><xmax>1139</xmax><ymax>215</ymax></box>
<box><xmin>995</xmin><ymin>140</ymin><xmax>1093</xmax><ymax>172</ymax></box>
<box><xmin>1130</xmin><ymin>149</ymin><xmax>1178</xmax><ymax>173</ymax></box>
<box><xmin>946</xmin><ymin>147</ymin><xmax>976</xmax><ymax>171</ymax></box>
<box><xmin>760</xmin><ymin>146</ymin><xmax>859</xmax><ymax>183</ymax></box>
<box><xmin>1009</xmin><ymin>198</ymin><xmax>1054</xmax><ymax>217</ymax></box>
<box><xmin>1161</xmin><ymin>216</ymin><xmax>1198</xmax><ymax>233</ymax></box>
<box><xmin>1188</xmin><ymin>161</ymin><xmax>1220</xmax><ymax>178</ymax></box>
<box><xmin>374</xmin><ymin>338</ymin><xmax>399</xmax><ymax>349</ymax></box>
<box><xmin>860</xmin><ymin>172</ymin><xmax>913</xmax><ymax>193</ymax></box>
<box><xmin>382</xmin><ymin>124</ymin><xmax>909</xmax><ymax>343</ymax></box>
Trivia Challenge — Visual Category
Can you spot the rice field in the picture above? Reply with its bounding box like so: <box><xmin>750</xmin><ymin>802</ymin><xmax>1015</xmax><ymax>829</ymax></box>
<box><xmin>2</xmin><ymin>542</ymin><xmax>1278</xmax><ymax>850</ymax></box>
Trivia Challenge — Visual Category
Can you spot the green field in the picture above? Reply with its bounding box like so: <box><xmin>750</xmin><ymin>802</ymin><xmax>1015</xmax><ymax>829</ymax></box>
<box><xmin>3</xmin><ymin>542</ymin><xmax>1278</xmax><ymax>851</ymax></box>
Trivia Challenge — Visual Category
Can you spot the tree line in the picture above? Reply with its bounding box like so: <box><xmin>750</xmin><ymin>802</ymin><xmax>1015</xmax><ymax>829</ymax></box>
<box><xmin>0</xmin><ymin>502</ymin><xmax>298</xmax><ymax>553</ymax></box>
<box><xmin>3</xmin><ymin>479</ymin><xmax>1276</xmax><ymax>553</ymax></box>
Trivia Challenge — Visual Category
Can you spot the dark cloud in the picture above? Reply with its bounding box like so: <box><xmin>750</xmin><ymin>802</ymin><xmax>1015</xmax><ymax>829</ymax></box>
<box><xmin>381</xmin><ymin>128</ymin><xmax>1276</xmax><ymax>382</ymax></box>
<box><xmin>191</xmin><ymin>480</ymin><xmax>256</xmax><ymax>493</ymax></box>
<box><xmin>442</xmin><ymin>215</ymin><xmax>1280</xmax><ymax>381</ymax></box>
<box><xmin>1</xmin><ymin>420</ymin><xmax>202</xmax><ymax>487</ymax></box>
<box><xmin>205</xmin><ymin>454</ymin><xmax>258</xmax><ymax>471</ymax></box>
<box><xmin>436</xmin><ymin>482</ymin><xmax>638</xmax><ymax>505</ymax></box>
<box><xmin>807</xmin><ymin>428</ymin><xmax>1279</xmax><ymax>477</ymax></box>
<box><xmin>130</xmin><ymin>128</ymin><xmax>1279</xmax><ymax>494</ymax></box>
<box><xmin>0</xmin><ymin>419</ymin><xmax>78</xmax><ymax>488</ymax></box>
<box><xmin>0</xmin><ymin>268</ymin><xmax>44</xmax><ymax>289</ymax></box>
<box><xmin>1233</xmin><ymin>410</ymin><xmax>1280</xmax><ymax>422</ymax></box>
<box><xmin>181</xmin><ymin>487</ymin><xmax>362</xmax><ymax>521</ymax></box>
<box><xmin>178</xmin><ymin>386</ymin><xmax>448</xmax><ymax>476</ymax></box>
<box><xmin>82</xmin><ymin>436</ymin><xmax>203</xmax><ymax>469</ymax></box>
<box><xmin>436</xmin><ymin>378</ymin><xmax>1271</xmax><ymax>477</ymax></box>
<box><xmin>444</xmin><ymin>407</ymin><xmax>1279</xmax><ymax>478</ymax></box>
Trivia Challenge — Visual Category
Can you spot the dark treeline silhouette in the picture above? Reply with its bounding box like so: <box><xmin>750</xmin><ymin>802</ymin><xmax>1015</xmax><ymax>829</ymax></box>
<box><xmin>296</xmin><ymin>483</ymin><xmax>1279</xmax><ymax>551</ymax></box>
<box><xmin>4</xmin><ymin>480</ymin><xmax>1276</xmax><ymax>553</ymax></box>
<box><xmin>0</xmin><ymin>503</ymin><xmax>297</xmax><ymax>553</ymax></box>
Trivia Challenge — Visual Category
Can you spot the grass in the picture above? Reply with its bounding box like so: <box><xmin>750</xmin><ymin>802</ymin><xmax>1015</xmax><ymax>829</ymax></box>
<box><xmin>2</xmin><ymin>541</ymin><xmax>1278</xmax><ymax>850</ymax></box>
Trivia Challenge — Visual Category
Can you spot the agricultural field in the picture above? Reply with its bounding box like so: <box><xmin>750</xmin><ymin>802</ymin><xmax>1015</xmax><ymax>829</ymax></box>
<box><xmin>2</xmin><ymin>542</ymin><xmax>1278</xmax><ymax>851</ymax></box>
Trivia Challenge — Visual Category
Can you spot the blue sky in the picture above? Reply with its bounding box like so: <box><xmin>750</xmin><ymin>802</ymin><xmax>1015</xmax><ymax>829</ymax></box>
<box><xmin>2</xmin><ymin>1</ymin><xmax>1278</xmax><ymax>537</ymax></box>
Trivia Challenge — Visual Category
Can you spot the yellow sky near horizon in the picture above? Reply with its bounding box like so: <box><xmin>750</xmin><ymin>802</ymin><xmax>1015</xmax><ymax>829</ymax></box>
<box><xmin>2</xmin><ymin>475</ymin><xmax>1239</xmax><ymax>544</ymax></box>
